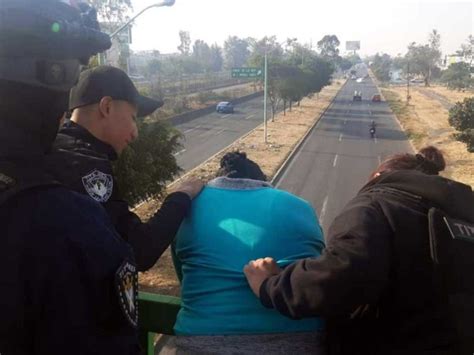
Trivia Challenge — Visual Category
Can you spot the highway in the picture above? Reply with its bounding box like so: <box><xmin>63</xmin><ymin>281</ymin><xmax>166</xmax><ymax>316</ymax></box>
<box><xmin>173</xmin><ymin>95</ymin><xmax>270</xmax><ymax>172</ymax></box>
<box><xmin>275</xmin><ymin>65</ymin><xmax>412</xmax><ymax>233</ymax></box>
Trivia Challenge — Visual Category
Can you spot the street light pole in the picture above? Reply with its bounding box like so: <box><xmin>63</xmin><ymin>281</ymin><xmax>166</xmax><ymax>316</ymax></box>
<box><xmin>406</xmin><ymin>62</ymin><xmax>410</xmax><ymax>104</ymax></box>
<box><xmin>263</xmin><ymin>52</ymin><xmax>268</xmax><ymax>144</ymax></box>
<box><xmin>98</xmin><ymin>0</ymin><xmax>175</xmax><ymax>65</ymax></box>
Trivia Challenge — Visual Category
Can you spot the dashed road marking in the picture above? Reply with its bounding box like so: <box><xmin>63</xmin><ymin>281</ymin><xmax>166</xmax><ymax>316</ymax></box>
<box><xmin>183</xmin><ymin>125</ymin><xmax>201</xmax><ymax>134</ymax></box>
<box><xmin>245</xmin><ymin>114</ymin><xmax>255</xmax><ymax>120</ymax></box>
<box><xmin>320</xmin><ymin>195</ymin><xmax>329</xmax><ymax>224</ymax></box>
<box><xmin>339</xmin><ymin>134</ymin><xmax>343</xmax><ymax>142</ymax></box>
<box><xmin>333</xmin><ymin>154</ymin><xmax>339</xmax><ymax>167</ymax></box>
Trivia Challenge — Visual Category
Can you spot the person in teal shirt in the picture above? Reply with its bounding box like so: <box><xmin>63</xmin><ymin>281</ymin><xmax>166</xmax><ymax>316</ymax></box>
<box><xmin>167</xmin><ymin>152</ymin><xmax>326</xmax><ymax>354</ymax></box>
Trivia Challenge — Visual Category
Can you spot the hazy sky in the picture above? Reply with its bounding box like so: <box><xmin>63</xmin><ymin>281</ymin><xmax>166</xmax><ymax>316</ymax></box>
<box><xmin>128</xmin><ymin>0</ymin><xmax>473</xmax><ymax>57</ymax></box>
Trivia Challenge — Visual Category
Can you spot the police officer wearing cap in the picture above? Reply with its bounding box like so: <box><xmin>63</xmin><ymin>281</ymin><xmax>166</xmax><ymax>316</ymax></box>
<box><xmin>47</xmin><ymin>65</ymin><xmax>204</xmax><ymax>272</ymax></box>
<box><xmin>0</xmin><ymin>1</ymin><xmax>141</xmax><ymax>354</ymax></box>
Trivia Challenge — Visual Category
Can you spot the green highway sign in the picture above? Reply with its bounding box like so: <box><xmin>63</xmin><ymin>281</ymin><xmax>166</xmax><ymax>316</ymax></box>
<box><xmin>231</xmin><ymin>67</ymin><xmax>263</xmax><ymax>78</ymax></box>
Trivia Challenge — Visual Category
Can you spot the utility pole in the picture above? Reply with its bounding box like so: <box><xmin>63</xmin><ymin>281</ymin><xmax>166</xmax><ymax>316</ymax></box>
<box><xmin>264</xmin><ymin>52</ymin><xmax>268</xmax><ymax>143</ymax></box>
<box><xmin>406</xmin><ymin>62</ymin><xmax>410</xmax><ymax>104</ymax></box>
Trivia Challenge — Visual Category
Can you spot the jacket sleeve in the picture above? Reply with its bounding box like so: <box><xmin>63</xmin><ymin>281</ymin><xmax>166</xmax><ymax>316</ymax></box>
<box><xmin>259</xmin><ymin>194</ymin><xmax>393</xmax><ymax>319</ymax></box>
<box><xmin>107</xmin><ymin>192</ymin><xmax>191</xmax><ymax>271</ymax></box>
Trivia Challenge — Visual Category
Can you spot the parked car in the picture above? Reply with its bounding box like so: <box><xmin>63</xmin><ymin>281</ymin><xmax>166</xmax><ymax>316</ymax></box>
<box><xmin>353</xmin><ymin>91</ymin><xmax>362</xmax><ymax>101</ymax></box>
<box><xmin>372</xmin><ymin>94</ymin><xmax>382</xmax><ymax>102</ymax></box>
<box><xmin>216</xmin><ymin>101</ymin><xmax>234</xmax><ymax>113</ymax></box>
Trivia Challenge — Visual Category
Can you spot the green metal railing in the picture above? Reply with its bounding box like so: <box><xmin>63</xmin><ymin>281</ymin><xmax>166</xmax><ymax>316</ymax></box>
<box><xmin>138</xmin><ymin>292</ymin><xmax>181</xmax><ymax>355</ymax></box>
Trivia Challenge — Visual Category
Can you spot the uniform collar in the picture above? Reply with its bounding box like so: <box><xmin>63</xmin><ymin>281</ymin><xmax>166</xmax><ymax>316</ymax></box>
<box><xmin>59</xmin><ymin>120</ymin><xmax>118</xmax><ymax>161</ymax></box>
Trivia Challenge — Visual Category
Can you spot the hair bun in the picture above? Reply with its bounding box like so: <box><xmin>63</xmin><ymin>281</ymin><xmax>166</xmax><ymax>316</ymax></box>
<box><xmin>417</xmin><ymin>146</ymin><xmax>445</xmax><ymax>174</ymax></box>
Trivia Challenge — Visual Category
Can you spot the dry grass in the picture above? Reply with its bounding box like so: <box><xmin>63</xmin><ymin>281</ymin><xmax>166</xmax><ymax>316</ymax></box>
<box><xmin>382</xmin><ymin>86</ymin><xmax>474</xmax><ymax>189</ymax></box>
<box><xmin>136</xmin><ymin>80</ymin><xmax>344</xmax><ymax>295</ymax></box>
<box><xmin>426</xmin><ymin>85</ymin><xmax>474</xmax><ymax>105</ymax></box>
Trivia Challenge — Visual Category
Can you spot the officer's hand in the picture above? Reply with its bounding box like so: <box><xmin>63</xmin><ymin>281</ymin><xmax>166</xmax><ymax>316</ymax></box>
<box><xmin>243</xmin><ymin>257</ymin><xmax>281</xmax><ymax>297</ymax></box>
<box><xmin>175</xmin><ymin>177</ymin><xmax>204</xmax><ymax>200</ymax></box>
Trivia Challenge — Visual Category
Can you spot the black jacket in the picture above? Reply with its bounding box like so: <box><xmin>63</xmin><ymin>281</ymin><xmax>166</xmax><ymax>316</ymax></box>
<box><xmin>47</xmin><ymin>121</ymin><xmax>191</xmax><ymax>271</ymax></box>
<box><xmin>0</xmin><ymin>158</ymin><xmax>140</xmax><ymax>355</ymax></box>
<box><xmin>260</xmin><ymin>170</ymin><xmax>474</xmax><ymax>355</ymax></box>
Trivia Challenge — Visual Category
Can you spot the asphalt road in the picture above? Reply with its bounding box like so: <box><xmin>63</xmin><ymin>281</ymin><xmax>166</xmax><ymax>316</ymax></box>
<box><xmin>275</xmin><ymin>65</ymin><xmax>413</xmax><ymax>233</ymax></box>
<box><xmin>173</xmin><ymin>95</ymin><xmax>272</xmax><ymax>172</ymax></box>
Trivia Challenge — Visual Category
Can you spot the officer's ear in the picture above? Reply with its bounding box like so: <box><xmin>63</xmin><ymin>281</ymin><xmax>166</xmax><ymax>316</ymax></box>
<box><xmin>98</xmin><ymin>96</ymin><xmax>114</xmax><ymax>118</ymax></box>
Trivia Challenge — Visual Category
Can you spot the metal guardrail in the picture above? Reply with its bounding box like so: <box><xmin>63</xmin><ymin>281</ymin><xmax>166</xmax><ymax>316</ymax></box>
<box><xmin>138</xmin><ymin>292</ymin><xmax>181</xmax><ymax>355</ymax></box>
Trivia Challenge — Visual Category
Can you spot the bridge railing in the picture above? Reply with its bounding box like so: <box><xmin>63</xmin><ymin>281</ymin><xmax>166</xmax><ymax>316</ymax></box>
<box><xmin>138</xmin><ymin>292</ymin><xmax>180</xmax><ymax>355</ymax></box>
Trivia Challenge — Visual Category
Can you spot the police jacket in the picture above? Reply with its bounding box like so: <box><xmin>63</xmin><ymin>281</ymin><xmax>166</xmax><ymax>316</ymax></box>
<box><xmin>47</xmin><ymin>121</ymin><xmax>191</xmax><ymax>271</ymax></box>
<box><xmin>0</xmin><ymin>159</ymin><xmax>140</xmax><ymax>355</ymax></box>
<box><xmin>259</xmin><ymin>170</ymin><xmax>474</xmax><ymax>355</ymax></box>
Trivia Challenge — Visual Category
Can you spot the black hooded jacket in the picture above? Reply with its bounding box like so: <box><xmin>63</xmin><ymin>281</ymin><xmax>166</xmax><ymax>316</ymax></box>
<box><xmin>46</xmin><ymin>121</ymin><xmax>191</xmax><ymax>271</ymax></box>
<box><xmin>260</xmin><ymin>170</ymin><xmax>474</xmax><ymax>355</ymax></box>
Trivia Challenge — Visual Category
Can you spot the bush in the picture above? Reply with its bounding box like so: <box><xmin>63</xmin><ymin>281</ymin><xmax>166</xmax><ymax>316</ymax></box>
<box><xmin>113</xmin><ymin>120</ymin><xmax>183</xmax><ymax>205</ymax></box>
<box><xmin>448</xmin><ymin>97</ymin><xmax>474</xmax><ymax>132</ymax></box>
<box><xmin>454</xmin><ymin>129</ymin><xmax>474</xmax><ymax>153</ymax></box>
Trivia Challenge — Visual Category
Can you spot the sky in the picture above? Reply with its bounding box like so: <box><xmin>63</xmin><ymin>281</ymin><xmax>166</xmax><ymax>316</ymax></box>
<box><xmin>128</xmin><ymin>0</ymin><xmax>473</xmax><ymax>57</ymax></box>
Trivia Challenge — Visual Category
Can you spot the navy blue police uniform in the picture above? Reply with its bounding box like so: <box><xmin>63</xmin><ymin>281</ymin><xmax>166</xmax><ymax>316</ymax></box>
<box><xmin>48</xmin><ymin>120</ymin><xmax>191</xmax><ymax>272</ymax></box>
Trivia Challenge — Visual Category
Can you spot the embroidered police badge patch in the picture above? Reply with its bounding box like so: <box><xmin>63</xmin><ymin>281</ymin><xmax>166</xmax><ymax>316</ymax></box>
<box><xmin>115</xmin><ymin>260</ymin><xmax>138</xmax><ymax>328</ymax></box>
<box><xmin>81</xmin><ymin>169</ymin><xmax>113</xmax><ymax>202</ymax></box>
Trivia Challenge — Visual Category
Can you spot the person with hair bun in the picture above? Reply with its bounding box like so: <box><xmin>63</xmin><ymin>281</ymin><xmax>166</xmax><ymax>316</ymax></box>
<box><xmin>164</xmin><ymin>151</ymin><xmax>326</xmax><ymax>354</ymax></box>
<box><xmin>244</xmin><ymin>146</ymin><xmax>474</xmax><ymax>355</ymax></box>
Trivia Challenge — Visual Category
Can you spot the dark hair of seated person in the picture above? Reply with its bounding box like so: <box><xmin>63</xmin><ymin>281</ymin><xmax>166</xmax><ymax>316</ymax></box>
<box><xmin>216</xmin><ymin>151</ymin><xmax>267</xmax><ymax>181</ymax></box>
<box><xmin>370</xmin><ymin>145</ymin><xmax>446</xmax><ymax>179</ymax></box>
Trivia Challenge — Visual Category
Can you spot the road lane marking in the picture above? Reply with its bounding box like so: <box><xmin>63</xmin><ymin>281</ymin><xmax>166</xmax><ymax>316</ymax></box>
<box><xmin>320</xmin><ymin>195</ymin><xmax>329</xmax><ymax>224</ymax></box>
<box><xmin>245</xmin><ymin>114</ymin><xmax>255</xmax><ymax>120</ymax></box>
<box><xmin>215</xmin><ymin>128</ymin><xmax>226</xmax><ymax>135</ymax></box>
<box><xmin>333</xmin><ymin>154</ymin><xmax>338</xmax><ymax>167</ymax></box>
<box><xmin>183</xmin><ymin>125</ymin><xmax>201</xmax><ymax>134</ymax></box>
<box><xmin>374</xmin><ymin>137</ymin><xmax>378</xmax><ymax>144</ymax></box>
<box><xmin>173</xmin><ymin>149</ymin><xmax>186</xmax><ymax>157</ymax></box>
<box><xmin>222</xmin><ymin>114</ymin><xmax>231</xmax><ymax>119</ymax></box>
<box><xmin>339</xmin><ymin>134</ymin><xmax>343</xmax><ymax>141</ymax></box>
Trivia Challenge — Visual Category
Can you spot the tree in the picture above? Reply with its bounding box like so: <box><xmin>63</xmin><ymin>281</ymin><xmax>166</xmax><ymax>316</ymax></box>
<box><xmin>317</xmin><ymin>35</ymin><xmax>341</xmax><ymax>62</ymax></box>
<box><xmin>113</xmin><ymin>120</ymin><xmax>182</xmax><ymax>205</ymax></box>
<box><xmin>223</xmin><ymin>36</ymin><xmax>250</xmax><ymax>69</ymax></box>
<box><xmin>209</xmin><ymin>44</ymin><xmax>224</xmax><ymax>72</ymax></box>
<box><xmin>405</xmin><ymin>29</ymin><xmax>442</xmax><ymax>86</ymax></box>
<box><xmin>88</xmin><ymin>0</ymin><xmax>132</xmax><ymax>22</ymax></box>
<box><xmin>441</xmin><ymin>62</ymin><xmax>473</xmax><ymax>90</ymax></box>
<box><xmin>247</xmin><ymin>36</ymin><xmax>284</xmax><ymax>68</ymax></box>
<box><xmin>371</xmin><ymin>53</ymin><xmax>393</xmax><ymax>82</ymax></box>
<box><xmin>177</xmin><ymin>30</ymin><xmax>191</xmax><ymax>56</ymax></box>
<box><xmin>457</xmin><ymin>35</ymin><xmax>474</xmax><ymax>67</ymax></box>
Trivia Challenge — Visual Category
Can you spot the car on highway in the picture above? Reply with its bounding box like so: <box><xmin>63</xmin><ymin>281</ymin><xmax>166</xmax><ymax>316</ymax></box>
<box><xmin>353</xmin><ymin>91</ymin><xmax>362</xmax><ymax>101</ymax></box>
<box><xmin>351</xmin><ymin>75</ymin><xmax>357</xmax><ymax>80</ymax></box>
<box><xmin>372</xmin><ymin>94</ymin><xmax>382</xmax><ymax>102</ymax></box>
<box><xmin>216</xmin><ymin>101</ymin><xmax>234</xmax><ymax>114</ymax></box>
<box><xmin>356</xmin><ymin>78</ymin><xmax>363</xmax><ymax>83</ymax></box>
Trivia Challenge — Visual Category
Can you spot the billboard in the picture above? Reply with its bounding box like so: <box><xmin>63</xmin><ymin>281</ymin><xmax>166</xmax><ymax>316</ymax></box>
<box><xmin>346</xmin><ymin>41</ymin><xmax>361</xmax><ymax>51</ymax></box>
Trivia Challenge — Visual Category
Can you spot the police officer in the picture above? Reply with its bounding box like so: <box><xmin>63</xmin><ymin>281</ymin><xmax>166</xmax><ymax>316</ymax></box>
<box><xmin>0</xmin><ymin>1</ymin><xmax>140</xmax><ymax>354</ymax></box>
<box><xmin>47</xmin><ymin>65</ymin><xmax>203</xmax><ymax>272</ymax></box>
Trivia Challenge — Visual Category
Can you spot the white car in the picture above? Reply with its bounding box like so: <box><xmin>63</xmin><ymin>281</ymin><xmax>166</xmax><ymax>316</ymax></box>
<box><xmin>356</xmin><ymin>78</ymin><xmax>363</xmax><ymax>83</ymax></box>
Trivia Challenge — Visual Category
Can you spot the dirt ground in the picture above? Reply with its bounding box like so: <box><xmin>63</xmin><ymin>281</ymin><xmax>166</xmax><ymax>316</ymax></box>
<box><xmin>136</xmin><ymin>80</ymin><xmax>344</xmax><ymax>296</ymax></box>
<box><xmin>381</xmin><ymin>86</ymin><xmax>473</xmax><ymax>189</ymax></box>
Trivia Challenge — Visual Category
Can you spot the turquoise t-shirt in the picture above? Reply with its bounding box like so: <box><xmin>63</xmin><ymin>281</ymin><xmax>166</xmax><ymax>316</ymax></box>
<box><xmin>173</xmin><ymin>183</ymin><xmax>325</xmax><ymax>335</ymax></box>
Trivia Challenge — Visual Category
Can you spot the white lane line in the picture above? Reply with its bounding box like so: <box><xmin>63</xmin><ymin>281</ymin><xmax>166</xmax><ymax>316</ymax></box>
<box><xmin>320</xmin><ymin>195</ymin><xmax>329</xmax><ymax>224</ymax></box>
<box><xmin>339</xmin><ymin>133</ymin><xmax>343</xmax><ymax>141</ymax></box>
<box><xmin>333</xmin><ymin>154</ymin><xmax>339</xmax><ymax>167</ymax></box>
<box><xmin>245</xmin><ymin>114</ymin><xmax>255</xmax><ymax>120</ymax></box>
<box><xmin>215</xmin><ymin>128</ymin><xmax>226</xmax><ymax>135</ymax></box>
<box><xmin>183</xmin><ymin>125</ymin><xmax>201</xmax><ymax>134</ymax></box>
<box><xmin>173</xmin><ymin>149</ymin><xmax>186</xmax><ymax>157</ymax></box>
<box><xmin>378</xmin><ymin>156</ymin><xmax>382</xmax><ymax>165</ymax></box>
<box><xmin>374</xmin><ymin>137</ymin><xmax>378</xmax><ymax>144</ymax></box>
<box><xmin>222</xmin><ymin>114</ymin><xmax>231</xmax><ymax>119</ymax></box>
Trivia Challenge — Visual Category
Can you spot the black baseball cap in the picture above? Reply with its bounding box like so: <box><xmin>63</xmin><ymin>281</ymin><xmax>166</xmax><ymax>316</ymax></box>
<box><xmin>69</xmin><ymin>65</ymin><xmax>163</xmax><ymax>117</ymax></box>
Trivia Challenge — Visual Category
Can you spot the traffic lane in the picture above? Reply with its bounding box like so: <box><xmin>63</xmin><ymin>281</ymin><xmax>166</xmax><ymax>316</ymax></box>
<box><xmin>174</xmin><ymin>97</ymin><xmax>283</xmax><ymax>172</ymax></box>
<box><xmin>276</xmin><ymin>76</ymin><xmax>412</xmax><ymax>233</ymax></box>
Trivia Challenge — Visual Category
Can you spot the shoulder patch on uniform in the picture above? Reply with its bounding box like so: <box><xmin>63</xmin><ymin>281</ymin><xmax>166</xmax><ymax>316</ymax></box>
<box><xmin>0</xmin><ymin>172</ymin><xmax>16</xmax><ymax>191</ymax></box>
<box><xmin>81</xmin><ymin>169</ymin><xmax>113</xmax><ymax>202</ymax></box>
<box><xmin>115</xmin><ymin>260</ymin><xmax>138</xmax><ymax>328</ymax></box>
